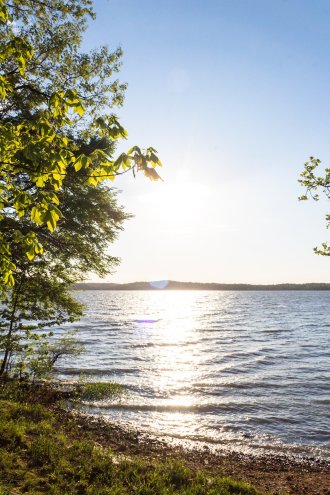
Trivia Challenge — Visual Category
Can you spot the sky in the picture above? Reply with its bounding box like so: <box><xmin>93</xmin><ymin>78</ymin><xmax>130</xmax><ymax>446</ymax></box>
<box><xmin>83</xmin><ymin>0</ymin><xmax>330</xmax><ymax>284</ymax></box>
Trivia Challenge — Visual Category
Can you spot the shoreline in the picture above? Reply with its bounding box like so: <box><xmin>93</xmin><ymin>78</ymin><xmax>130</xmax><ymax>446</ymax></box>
<box><xmin>86</xmin><ymin>406</ymin><xmax>330</xmax><ymax>463</ymax></box>
<box><xmin>68</xmin><ymin>409</ymin><xmax>330</xmax><ymax>495</ymax></box>
<box><xmin>82</xmin><ymin>404</ymin><xmax>330</xmax><ymax>464</ymax></box>
<box><xmin>1</xmin><ymin>380</ymin><xmax>329</xmax><ymax>495</ymax></box>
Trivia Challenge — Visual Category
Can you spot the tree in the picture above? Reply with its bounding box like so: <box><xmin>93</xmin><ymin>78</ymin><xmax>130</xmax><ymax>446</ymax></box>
<box><xmin>0</xmin><ymin>158</ymin><xmax>130</xmax><ymax>377</ymax></box>
<box><xmin>299</xmin><ymin>156</ymin><xmax>330</xmax><ymax>255</ymax></box>
<box><xmin>0</xmin><ymin>266</ymin><xmax>84</xmax><ymax>378</ymax></box>
<box><xmin>0</xmin><ymin>0</ymin><xmax>162</xmax><ymax>377</ymax></box>
<box><xmin>0</xmin><ymin>0</ymin><xmax>162</xmax><ymax>291</ymax></box>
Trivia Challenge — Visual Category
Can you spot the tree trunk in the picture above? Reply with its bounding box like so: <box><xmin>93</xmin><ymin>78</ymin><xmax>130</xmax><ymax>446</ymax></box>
<box><xmin>0</xmin><ymin>277</ymin><xmax>23</xmax><ymax>377</ymax></box>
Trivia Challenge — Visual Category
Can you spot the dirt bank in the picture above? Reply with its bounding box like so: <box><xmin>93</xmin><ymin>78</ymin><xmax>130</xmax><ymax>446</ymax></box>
<box><xmin>66</xmin><ymin>411</ymin><xmax>330</xmax><ymax>495</ymax></box>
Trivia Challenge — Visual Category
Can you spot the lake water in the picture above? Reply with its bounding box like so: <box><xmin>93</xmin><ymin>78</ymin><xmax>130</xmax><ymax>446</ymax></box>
<box><xmin>56</xmin><ymin>290</ymin><xmax>330</xmax><ymax>460</ymax></box>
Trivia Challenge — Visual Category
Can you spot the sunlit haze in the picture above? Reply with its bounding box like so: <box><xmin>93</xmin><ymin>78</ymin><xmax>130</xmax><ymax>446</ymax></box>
<box><xmin>84</xmin><ymin>0</ymin><xmax>330</xmax><ymax>284</ymax></box>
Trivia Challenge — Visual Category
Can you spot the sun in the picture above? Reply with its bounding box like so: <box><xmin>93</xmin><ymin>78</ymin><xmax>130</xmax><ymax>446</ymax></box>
<box><xmin>138</xmin><ymin>170</ymin><xmax>210</xmax><ymax>232</ymax></box>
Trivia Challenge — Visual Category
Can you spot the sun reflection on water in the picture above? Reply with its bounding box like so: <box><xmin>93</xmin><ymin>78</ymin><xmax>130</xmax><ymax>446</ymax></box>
<box><xmin>134</xmin><ymin>292</ymin><xmax>205</xmax><ymax>439</ymax></box>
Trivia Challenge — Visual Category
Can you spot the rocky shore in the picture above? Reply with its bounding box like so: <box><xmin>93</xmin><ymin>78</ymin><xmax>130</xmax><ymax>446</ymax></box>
<box><xmin>71</xmin><ymin>411</ymin><xmax>330</xmax><ymax>495</ymax></box>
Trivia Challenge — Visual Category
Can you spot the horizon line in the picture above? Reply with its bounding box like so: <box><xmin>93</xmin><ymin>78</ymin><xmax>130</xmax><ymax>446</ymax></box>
<box><xmin>76</xmin><ymin>280</ymin><xmax>330</xmax><ymax>290</ymax></box>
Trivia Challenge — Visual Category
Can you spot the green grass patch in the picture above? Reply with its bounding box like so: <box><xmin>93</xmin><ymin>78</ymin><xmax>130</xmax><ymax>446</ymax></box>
<box><xmin>76</xmin><ymin>381</ymin><xmax>124</xmax><ymax>401</ymax></box>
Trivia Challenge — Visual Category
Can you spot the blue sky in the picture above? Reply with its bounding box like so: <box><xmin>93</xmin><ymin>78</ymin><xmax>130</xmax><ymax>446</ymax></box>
<box><xmin>84</xmin><ymin>0</ymin><xmax>330</xmax><ymax>283</ymax></box>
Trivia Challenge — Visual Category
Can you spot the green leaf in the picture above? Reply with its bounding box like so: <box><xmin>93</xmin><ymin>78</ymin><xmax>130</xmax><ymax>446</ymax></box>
<box><xmin>35</xmin><ymin>175</ymin><xmax>46</xmax><ymax>187</ymax></box>
<box><xmin>74</xmin><ymin>159</ymin><xmax>83</xmax><ymax>172</ymax></box>
<box><xmin>128</xmin><ymin>146</ymin><xmax>141</xmax><ymax>155</ymax></box>
<box><xmin>31</xmin><ymin>207</ymin><xmax>43</xmax><ymax>225</ymax></box>
<box><xmin>46</xmin><ymin>217</ymin><xmax>56</xmax><ymax>232</ymax></box>
<box><xmin>74</xmin><ymin>102</ymin><xmax>85</xmax><ymax>116</ymax></box>
<box><xmin>26</xmin><ymin>246</ymin><xmax>36</xmax><ymax>261</ymax></box>
<box><xmin>143</xmin><ymin>167</ymin><xmax>163</xmax><ymax>181</ymax></box>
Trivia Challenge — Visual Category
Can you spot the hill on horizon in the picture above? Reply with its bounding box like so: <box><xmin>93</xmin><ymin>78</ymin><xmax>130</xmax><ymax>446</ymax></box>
<box><xmin>74</xmin><ymin>281</ymin><xmax>330</xmax><ymax>291</ymax></box>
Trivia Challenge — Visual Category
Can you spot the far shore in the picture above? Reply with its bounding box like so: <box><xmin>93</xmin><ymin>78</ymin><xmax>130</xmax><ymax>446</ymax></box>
<box><xmin>74</xmin><ymin>281</ymin><xmax>330</xmax><ymax>291</ymax></box>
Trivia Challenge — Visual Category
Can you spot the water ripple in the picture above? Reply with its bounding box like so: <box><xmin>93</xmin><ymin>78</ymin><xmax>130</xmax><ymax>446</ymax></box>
<box><xmin>55</xmin><ymin>290</ymin><xmax>330</xmax><ymax>460</ymax></box>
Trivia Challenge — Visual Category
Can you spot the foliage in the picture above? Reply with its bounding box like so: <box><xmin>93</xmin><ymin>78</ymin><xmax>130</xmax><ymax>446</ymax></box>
<box><xmin>27</xmin><ymin>331</ymin><xmax>84</xmax><ymax>381</ymax></box>
<box><xmin>0</xmin><ymin>0</ymin><xmax>163</xmax><ymax>377</ymax></box>
<box><xmin>0</xmin><ymin>392</ymin><xmax>261</xmax><ymax>495</ymax></box>
<box><xmin>0</xmin><ymin>0</ymin><xmax>162</xmax><ymax>291</ymax></box>
<box><xmin>299</xmin><ymin>156</ymin><xmax>330</xmax><ymax>255</ymax></box>
<box><xmin>0</xmin><ymin>172</ymin><xmax>129</xmax><ymax>377</ymax></box>
<box><xmin>0</xmin><ymin>271</ymin><xmax>83</xmax><ymax>378</ymax></box>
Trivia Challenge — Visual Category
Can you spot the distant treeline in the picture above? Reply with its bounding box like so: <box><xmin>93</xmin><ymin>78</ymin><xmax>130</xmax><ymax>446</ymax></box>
<box><xmin>74</xmin><ymin>281</ymin><xmax>330</xmax><ymax>291</ymax></box>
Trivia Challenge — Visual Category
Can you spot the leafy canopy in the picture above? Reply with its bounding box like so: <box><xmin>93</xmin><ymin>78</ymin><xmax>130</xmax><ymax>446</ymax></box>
<box><xmin>0</xmin><ymin>0</ymin><xmax>162</xmax><ymax>290</ymax></box>
<box><xmin>299</xmin><ymin>156</ymin><xmax>330</xmax><ymax>255</ymax></box>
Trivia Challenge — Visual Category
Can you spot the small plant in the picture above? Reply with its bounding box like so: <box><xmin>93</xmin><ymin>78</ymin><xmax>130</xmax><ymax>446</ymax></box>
<box><xmin>29</xmin><ymin>435</ymin><xmax>61</xmax><ymax>466</ymax></box>
<box><xmin>76</xmin><ymin>382</ymin><xmax>124</xmax><ymax>401</ymax></box>
<box><xmin>165</xmin><ymin>461</ymin><xmax>191</xmax><ymax>489</ymax></box>
<box><xmin>0</xmin><ymin>419</ymin><xmax>25</xmax><ymax>448</ymax></box>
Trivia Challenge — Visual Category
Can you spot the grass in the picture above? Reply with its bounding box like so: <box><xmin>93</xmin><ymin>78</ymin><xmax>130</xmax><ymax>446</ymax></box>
<box><xmin>76</xmin><ymin>381</ymin><xmax>124</xmax><ymax>401</ymax></box>
<box><xmin>0</xmin><ymin>381</ymin><xmax>261</xmax><ymax>495</ymax></box>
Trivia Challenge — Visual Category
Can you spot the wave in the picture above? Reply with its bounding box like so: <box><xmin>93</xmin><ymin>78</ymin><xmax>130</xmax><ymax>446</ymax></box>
<box><xmin>191</xmin><ymin>381</ymin><xmax>286</xmax><ymax>391</ymax></box>
<box><xmin>87</xmin><ymin>402</ymin><xmax>265</xmax><ymax>414</ymax></box>
<box><xmin>57</xmin><ymin>367</ymin><xmax>140</xmax><ymax>375</ymax></box>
